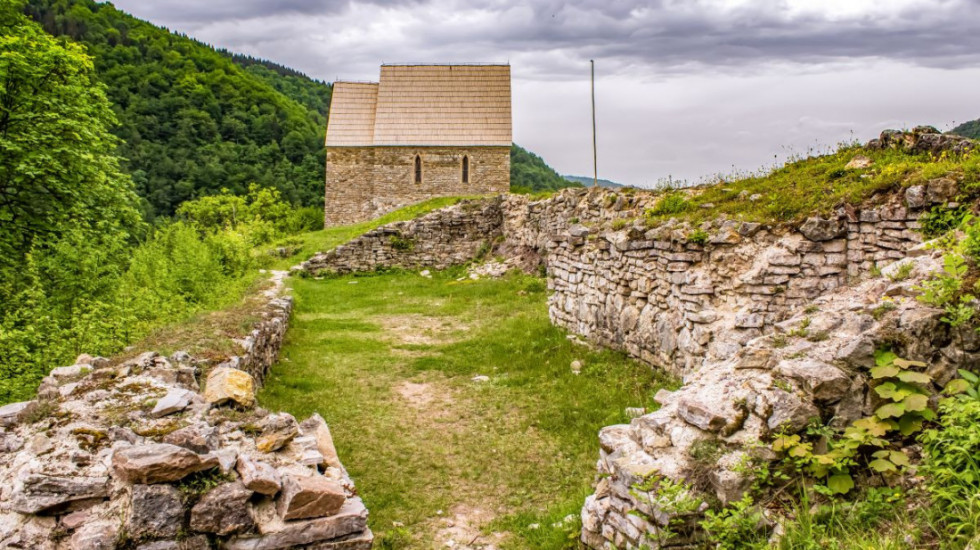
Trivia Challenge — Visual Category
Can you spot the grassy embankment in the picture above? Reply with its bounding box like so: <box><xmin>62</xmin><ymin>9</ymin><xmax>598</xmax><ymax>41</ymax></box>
<box><xmin>123</xmin><ymin>196</ymin><xmax>481</xmax><ymax>361</ymax></box>
<box><xmin>258</xmin><ymin>269</ymin><xmax>675</xmax><ymax>549</ymax></box>
<box><xmin>644</xmin><ymin>144</ymin><xmax>980</xmax><ymax>226</ymax></box>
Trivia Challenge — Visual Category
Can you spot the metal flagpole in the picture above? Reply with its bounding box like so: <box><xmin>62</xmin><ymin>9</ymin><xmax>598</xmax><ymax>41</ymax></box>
<box><xmin>591</xmin><ymin>59</ymin><xmax>598</xmax><ymax>187</ymax></box>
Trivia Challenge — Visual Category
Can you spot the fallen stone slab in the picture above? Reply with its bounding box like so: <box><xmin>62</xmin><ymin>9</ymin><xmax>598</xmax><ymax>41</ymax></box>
<box><xmin>204</xmin><ymin>366</ymin><xmax>255</xmax><ymax>407</ymax></box>
<box><xmin>301</xmin><ymin>528</ymin><xmax>375</xmax><ymax>550</ymax></box>
<box><xmin>299</xmin><ymin>413</ymin><xmax>343</xmax><ymax>470</ymax></box>
<box><xmin>277</xmin><ymin>475</ymin><xmax>346</xmax><ymax>521</ymax></box>
<box><xmin>0</xmin><ymin>401</ymin><xmax>36</xmax><ymax>427</ymax></box>
<box><xmin>112</xmin><ymin>443</ymin><xmax>219</xmax><ymax>484</ymax></box>
<box><xmin>150</xmin><ymin>388</ymin><xmax>194</xmax><ymax>418</ymax></box>
<box><xmin>227</xmin><ymin>497</ymin><xmax>368</xmax><ymax>550</ymax></box>
<box><xmin>129</xmin><ymin>484</ymin><xmax>183</xmax><ymax>539</ymax></box>
<box><xmin>8</xmin><ymin>474</ymin><xmax>109</xmax><ymax>514</ymax></box>
<box><xmin>255</xmin><ymin>413</ymin><xmax>299</xmax><ymax>453</ymax></box>
<box><xmin>190</xmin><ymin>481</ymin><xmax>255</xmax><ymax>536</ymax></box>
<box><xmin>237</xmin><ymin>455</ymin><xmax>282</xmax><ymax>495</ymax></box>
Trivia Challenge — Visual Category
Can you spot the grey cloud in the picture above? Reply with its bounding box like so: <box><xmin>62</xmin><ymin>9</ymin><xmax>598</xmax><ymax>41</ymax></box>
<box><xmin>112</xmin><ymin>0</ymin><xmax>980</xmax><ymax>77</ymax></box>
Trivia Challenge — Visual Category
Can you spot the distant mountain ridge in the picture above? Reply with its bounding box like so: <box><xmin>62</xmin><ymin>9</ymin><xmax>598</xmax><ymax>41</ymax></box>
<box><xmin>950</xmin><ymin>118</ymin><xmax>980</xmax><ymax>140</ymax></box>
<box><xmin>564</xmin><ymin>175</ymin><xmax>628</xmax><ymax>188</ymax></box>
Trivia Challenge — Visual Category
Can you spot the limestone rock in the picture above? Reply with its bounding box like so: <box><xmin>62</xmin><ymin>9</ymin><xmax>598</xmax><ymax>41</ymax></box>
<box><xmin>112</xmin><ymin>443</ymin><xmax>219</xmax><ymax>484</ymax></box>
<box><xmin>205</xmin><ymin>366</ymin><xmax>256</xmax><ymax>407</ymax></box>
<box><xmin>237</xmin><ymin>455</ymin><xmax>282</xmax><ymax>495</ymax></box>
<box><xmin>798</xmin><ymin>217</ymin><xmax>846</xmax><ymax>242</ymax></box>
<box><xmin>926</xmin><ymin>177</ymin><xmax>957</xmax><ymax>204</ymax></box>
<box><xmin>129</xmin><ymin>484</ymin><xmax>183</xmax><ymax>539</ymax></box>
<box><xmin>835</xmin><ymin>336</ymin><xmax>875</xmax><ymax>368</ymax></box>
<box><xmin>905</xmin><ymin>185</ymin><xmax>926</xmax><ymax>209</ymax></box>
<box><xmin>163</xmin><ymin>423</ymin><xmax>220</xmax><ymax>454</ymax></box>
<box><xmin>775</xmin><ymin>360</ymin><xmax>850</xmax><ymax>403</ymax></box>
<box><xmin>844</xmin><ymin>155</ymin><xmax>873</xmax><ymax>169</ymax></box>
<box><xmin>150</xmin><ymin>388</ymin><xmax>194</xmax><ymax>418</ymax></box>
<box><xmin>256</xmin><ymin>413</ymin><xmax>299</xmax><ymax>453</ymax></box>
<box><xmin>190</xmin><ymin>481</ymin><xmax>256</xmax><ymax>536</ymax></box>
<box><xmin>767</xmin><ymin>390</ymin><xmax>820</xmax><ymax>432</ymax></box>
<box><xmin>677</xmin><ymin>397</ymin><xmax>728</xmax><ymax>432</ymax></box>
<box><xmin>277</xmin><ymin>475</ymin><xmax>346</xmax><ymax>521</ymax></box>
<box><xmin>70</xmin><ymin>520</ymin><xmax>119</xmax><ymax>550</ymax></box>
<box><xmin>228</xmin><ymin>497</ymin><xmax>368</xmax><ymax>550</ymax></box>
<box><xmin>0</xmin><ymin>400</ymin><xmax>36</xmax><ymax>427</ymax></box>
<box><xmin>8</xmin><ymin>474</ymin><xmax>109</xmax><ymax>514</ymax></box>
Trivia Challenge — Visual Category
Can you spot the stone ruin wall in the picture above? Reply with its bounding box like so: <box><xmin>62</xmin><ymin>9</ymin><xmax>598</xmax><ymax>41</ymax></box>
<box><xmin>505</xmin><ymin>187</ymin><xmax>935</xmax><ymax>375</ymax></box>
<box><xmin>324</xmin><ymin>146</ymin><xmax>510</xmax><ymax>227</ymax></box>
<box><xmin>298</xmin><ymin>128</ymin><xmax>978</xmax><ymax>550</ymax></box>
<box><xmin>0</xmin><ymin>271</ymin><xmax>374</xmax><ymax>550</ymax></box>
<box><xmin>304</xmin><ymin>197</ymin><xmax>505</xmax><ymax>275</ymax></box>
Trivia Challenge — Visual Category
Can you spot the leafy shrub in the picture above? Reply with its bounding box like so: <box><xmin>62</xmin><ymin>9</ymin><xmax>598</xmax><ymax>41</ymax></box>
<box><xmin>772</xmin><ymin>353</ymin><xmax>932</xmax><ymax>495</ymax></box>
<box><xmin>920</xmin><ymin>396</ymin><xmax>980</xmax><ymax>543</ymax></box>
<box><xmin>700</xmin><ymin>495</ymin><xmax>769</xmax><ymax>549</ymax></box>
<box><xmin>688</xmin><ymin>229</ymin><xmax>709</xmax><ymax>246</ymax></box>
<box><xmin>919</xmin><ymin>205</ymin><xmax>968</xmax><ymax>238</ymax></box>
<box><xmin>647</xmin><ymin>192</ymin><xmax>692</xmax><ymax>217</ymax></box>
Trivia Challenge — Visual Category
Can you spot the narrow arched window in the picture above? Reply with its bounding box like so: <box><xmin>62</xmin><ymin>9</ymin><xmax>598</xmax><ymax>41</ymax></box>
<box><xmin>414</xmin><ymin>155</ymin><xmax>422</xmax><ymax>184</ymax></box>
<box><xmin>461</xmin><ymin>155</ymin><xmax>469</xmax><ymax>183</ymax></box>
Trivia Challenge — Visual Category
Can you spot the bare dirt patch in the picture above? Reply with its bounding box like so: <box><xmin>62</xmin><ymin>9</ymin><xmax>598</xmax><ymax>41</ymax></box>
<box><xmin>377</xmin><ymin>314</ymin><xmax>468</xmax><ymax>346</ymax></box>
<box><xmin>434</xmin><ymin>505</ymin><xmax>508</xmax><ymax>549</ymax></box>
<box><xmin>394</xmin><ymin>379</ymin><xmax>459</xmax><ymax>422</ymax></box>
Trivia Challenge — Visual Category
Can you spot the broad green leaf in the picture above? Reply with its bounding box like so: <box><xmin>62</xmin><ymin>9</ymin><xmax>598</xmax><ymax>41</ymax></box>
<box><xmin>874</xmin><ymin>350</ymin><xmax>898</xmax><ymax>367</ymax></box>
<box><xmin>875</xmin><ymin>402</ymin><xmax>906</xmax><ymax>419</ymax></box>
<box><xmin>894</xmin><ymin>358</ymin><xmax>927</xmax><ymax>369</ymax></box>
<box><xmin>772</xmin><ymin>434</ymin><xmax>800</xmax><ymax>453</ymax></box>
<box><xmin>869</xmin><ymin>459</ymin><xmax>897</xmax><ymax>473</ymax></box>
<box><xmin>870</xmin><ymin>364</ymin><xmax>900</xmax><ymax>379</ymax></box>
<box><xmin>898</xmin><ymin>416</ymin><xmax>924</xmax><ymax>436</ymax></box>
<box><xmin>944</xmin><ymin>379</ymin><xmax>971</xmax><ymax>395</ymax></box>
<box><xmin>903</xmin><ymin>393</ymin><xmax>929</xmax><ymax>412</ymax></box>
<box><xmin>888</xmin><ymin>450</ymin><xmax>910</xmax><ymax>467</ymax></box>
<box><xmin>897</xmin><ymin>371</ymin><xmax>931</xmax><ymax>385</ymax></box>
<box><xmin>958</xmin><ymin>370</ymin><xmax>979</xmax><ymax>384</ymax></box>
<box><xmin>827</xmin><ymin>474</ymin><xmax>855</xmax><ymax>494</ymax></box>
<box><xmin>852</xmin><ymin>417</ymin><xmax>891</xmax><ymax>437</ymax></box>
<box><xmin>920</xmin><ymin>408</ymin><xmax>938</xmax><ymax>421</ymax></box>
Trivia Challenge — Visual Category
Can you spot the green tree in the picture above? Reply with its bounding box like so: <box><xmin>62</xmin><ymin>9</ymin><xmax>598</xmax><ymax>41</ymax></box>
<box><xmin>0</xmin><ymin>1</ymin><xmax>142</xmax><ymax>287</ymax></box>
<box><xmin>0</xmin><ymin>3</ymin><xmax>143</xmax><ymax>401</ymax></box>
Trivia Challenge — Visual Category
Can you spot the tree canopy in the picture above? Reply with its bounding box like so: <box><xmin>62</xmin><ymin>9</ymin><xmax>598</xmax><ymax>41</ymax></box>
<box><xmin>950</xmin><ymin>119</ymin><xmax>980</xmax><ymax>140</ymax></box>
<box><xmin>24</xmin><ymin>0</ymin><xmax>330</xmax><ymax>218</ymax></box>
<box><xmin>511</xmin><ymin>144</ymin><xmax>582</xmax><ymax>193</ymax></box>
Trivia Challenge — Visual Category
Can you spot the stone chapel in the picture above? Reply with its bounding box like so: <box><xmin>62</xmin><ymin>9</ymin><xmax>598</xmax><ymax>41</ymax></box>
<box><xmin>323</xmin><ymin>64</ymin><xmax>512</xmax><ymax>226</ymax></box>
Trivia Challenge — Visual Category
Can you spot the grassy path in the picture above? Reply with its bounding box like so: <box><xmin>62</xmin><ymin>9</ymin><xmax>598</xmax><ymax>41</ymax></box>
<box><xmin>258</xmin><ymin>267</ymin><xmax>675</xmax><ymax>549</ymax></box>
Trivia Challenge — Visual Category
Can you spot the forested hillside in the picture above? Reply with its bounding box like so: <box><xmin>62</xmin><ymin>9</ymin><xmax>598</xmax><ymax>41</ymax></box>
<box><xmin>511</xmin><ymin>144</ymin><xmax>581</xmax><ymax>193</ymax></box>
<box><xmin>950</xmin><ymin>118</ymin><xmax>980</xmax><ymax>140</ymax></box>
<box><xmin>24</xmin><ymin>0</ymin><xmax>329</xmax><ymax>218</ymax></box>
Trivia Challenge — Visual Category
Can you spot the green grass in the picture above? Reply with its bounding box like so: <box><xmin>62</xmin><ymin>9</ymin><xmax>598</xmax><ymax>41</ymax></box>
<box><xmin>258</xmin><ymin>268</ymin><xmax>676</xmax><ymax>548</ymax></box>
<box><xmin>259</xmin><ymin>196</ymin><xmax>487</xmax><ymax>271</ymax></box>
<box><xmin>646</xmin><ymin>145</ymin><xmax>980</xmax><ymax>226</ymax></box>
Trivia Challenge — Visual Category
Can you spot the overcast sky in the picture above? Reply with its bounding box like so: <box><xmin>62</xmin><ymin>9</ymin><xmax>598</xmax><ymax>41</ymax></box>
<box><xmin>110</xmin><ymin>0</ymin><xmax>980</xmax><ymax>187</ymax></box>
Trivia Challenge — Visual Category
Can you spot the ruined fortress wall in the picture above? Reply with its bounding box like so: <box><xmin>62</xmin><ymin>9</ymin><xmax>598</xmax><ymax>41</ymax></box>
<box><xmin>306</xmin><ymin>197</ymin><xmax>505</xmax><ymax>274</ymax></box>
<box><xmin>0</xmin><ymin>272</ymin><xmax>374</xmax><ymax>550</ymax></box>
<box><xmin>310</xmin><ymin>181</ymin><xmax>953</xmax><ymax>377</ymax></box>
<box><xmin>503</xmin><ymin>187</ymin><xmax>933</xmax><ymax>375</ymax></box>
<box><xmin>324</xmin><ymin>146</ymin><xmax>510</xmax><ymax>227</ymax></box>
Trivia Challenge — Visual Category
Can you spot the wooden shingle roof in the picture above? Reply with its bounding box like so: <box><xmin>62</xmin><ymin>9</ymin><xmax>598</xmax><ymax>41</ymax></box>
<box><xmin>326</xmin><ymin>64</ymin><xmax>512</xmax><ymax>147</ymax></box>
<box><xmin>324</xmin><ymin>82</ymin><xmax>378</xmax><ymax>147</ymax></box>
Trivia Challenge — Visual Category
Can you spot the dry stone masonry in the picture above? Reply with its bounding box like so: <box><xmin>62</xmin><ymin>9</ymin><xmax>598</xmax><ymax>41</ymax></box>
<box><xmin>301</xmin><ymin>128</ymin><xmax>976</xmax><ymax>549</ymax></box>
<box><xmin>303</xmin><ymin>197</ymin><xmax>504</xmax><ymax>275</ymax></box>
<box><xmin>0</xmin><ymin>271</ymin><xmax>373</xmax><ymax>550</ymax></box>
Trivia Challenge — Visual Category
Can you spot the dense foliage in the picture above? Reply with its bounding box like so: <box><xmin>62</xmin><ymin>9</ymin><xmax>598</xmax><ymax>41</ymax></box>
<box><xmin>511</xmin><ymin>144</ymin><xmax>581</xmax><ymax>194</ymax></box>
<box><xmin>23</xmin><ymin>0</ymin><xmax>330</xmax><ymax>218</ymax></box>
<box><xmin>950</xmin><ymin>118</ymin><xmax>980</xmax><ymax>140</ymax></box>
<box><xmin>0</xmin><ymin>5</ymin><xmax>322</xmax><ymax>402</ymax></box>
